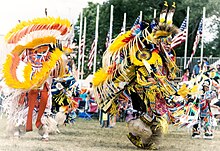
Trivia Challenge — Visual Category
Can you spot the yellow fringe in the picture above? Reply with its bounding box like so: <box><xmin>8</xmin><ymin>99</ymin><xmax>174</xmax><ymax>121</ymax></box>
<box><xmin>58</xmin><ymin>59</ymin><xmax>65</xmax><ymax>78</ymax></box>
<box><xmin>156</xmin><ymin>116</ymin><xmax>169</xmax><ymax>134</ymax></box>
<box><xmin>109</xmin><ymin>101</ymin><xmax>118</xmax><ymax>116</ymax></box>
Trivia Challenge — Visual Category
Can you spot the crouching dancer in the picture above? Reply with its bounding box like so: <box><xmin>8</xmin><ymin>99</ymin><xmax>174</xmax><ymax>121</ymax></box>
<box><xmin>92</xmin><ymin>1</ymin><xmax>181</xmax><ymax>149</ymax></box>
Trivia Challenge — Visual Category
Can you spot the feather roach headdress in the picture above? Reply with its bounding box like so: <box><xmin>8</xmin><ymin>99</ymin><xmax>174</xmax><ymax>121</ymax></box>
<box><xmin>152</xmin><ymin>1</ymin><xmax>179</xmax><ymax>41</ymax></box>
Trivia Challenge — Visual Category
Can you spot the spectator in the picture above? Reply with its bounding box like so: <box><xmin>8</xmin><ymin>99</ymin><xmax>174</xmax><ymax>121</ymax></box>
<box><xmin>100</xmin><ymin>110</ymin><xmax>110</xmax><ymax>128</ymax></box>
<box><xmin>203</xmin><ymin>58</ymin><xmax>210</xmax><ymax>71</ymax></box>
<box><xmin>181</xmin><ymin>68</ymin><xmax>190</xmax><ymax>82</ymax></box>
<box><xmin>192</xmin><ymin>60</ymin><xmax>201</xmax><ymax>78</ymax></box>
<box><xmin>192</xmin><ymin>79</ymin><xmax>216</xmax><ymax>139</ymax></box>
<box><xmin>86</xmin><ymin>82</ymin><xmax>94</xmax><ymax>99</ymax></box>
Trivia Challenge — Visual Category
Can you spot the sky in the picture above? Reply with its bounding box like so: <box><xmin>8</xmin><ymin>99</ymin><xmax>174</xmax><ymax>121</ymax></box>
<box><xmin>0</xmin><ymin>0</ymin><xmax>217</xmax><ymax>41</ymax></box>
<box><xmin>0</xmin><ymin>0</ymin><xmax>106</xmax><ymax>35</ymax></box>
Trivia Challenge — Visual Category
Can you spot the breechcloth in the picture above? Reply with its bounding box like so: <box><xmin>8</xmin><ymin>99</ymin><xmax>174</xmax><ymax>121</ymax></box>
<box><xmin>26</xmin><ymin>83</ymin><xmax>49</xmax><ymax>131</ymax></box>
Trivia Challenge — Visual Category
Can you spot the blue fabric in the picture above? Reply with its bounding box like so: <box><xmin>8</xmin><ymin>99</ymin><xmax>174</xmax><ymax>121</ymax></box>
<box><xmin>80</xmin><ymin>93</ymin><xmax>88</xmax><ymax>101</ymax></box>
<box><xmin>78</xmin><ymin>112</ymin><xmax>91</xmax><ymax>119</ymax></box>
<box><xmin>193</xmin><ymin>65</ymin><xmax>200</xmax><ymax>75</ymax></box>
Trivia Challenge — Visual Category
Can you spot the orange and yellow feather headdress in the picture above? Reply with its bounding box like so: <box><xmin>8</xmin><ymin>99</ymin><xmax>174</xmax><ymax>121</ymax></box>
<box><xmin>2</xmin><ymin>17</ymin><xmax>72</xmax><ymax>90</ymax></box>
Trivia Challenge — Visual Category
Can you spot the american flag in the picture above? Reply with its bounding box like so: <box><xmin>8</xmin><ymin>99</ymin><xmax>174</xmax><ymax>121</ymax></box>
<box><xmin>186</xmin><ymin>18</ymin><xmax>203</xmax><ymax>68</ymax></box>
<box><xmin>79</xmin><ymin>34</ymin><xmax>85</xmax><ymax>62</ymax></box>
<box><xmin>171</xmin><ymin>17</ymin><xmax>187</xmax><ymax>49</ymax></box>
<box><xmin>130</xmin><ymin>16</ymin><xmax>141</xmax><ymax>36</ymax></box>
<box><xmin>132</xmin><ymin>16</ymin><xmax>140</xmax><ymax>28</ymax></box>
<box><xmin>88</xmin><ymin>39</ymin><xmax>96</xmax><ymax>70</ymax></box>
<box><xmin>150</xmin><ymin>19</ymin><xmax>157</xmax><ymax>30</ymax></box>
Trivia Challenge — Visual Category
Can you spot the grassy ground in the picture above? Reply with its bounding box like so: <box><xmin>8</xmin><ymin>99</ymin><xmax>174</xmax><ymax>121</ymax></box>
<box><xmin>0</xmin><ymin>115</ymin><xmax>220</xmax><ymax>151</ymax></box>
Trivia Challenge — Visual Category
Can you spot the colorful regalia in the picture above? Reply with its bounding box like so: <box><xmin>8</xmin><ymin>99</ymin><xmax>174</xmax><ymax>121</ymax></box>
<box><xmin>92</xmin><ymin>1</ymin><xmax>181</xmax><ymax>149</ymax></box>
<box><xmin>1</xmin><ymin>16</ymin><xmax>74</xmax><ymax>140</ymax></box>
<box><xmin>170</xmin><ymin>67</ymin><xmax>220</xmax><ymax>139</ymax></box>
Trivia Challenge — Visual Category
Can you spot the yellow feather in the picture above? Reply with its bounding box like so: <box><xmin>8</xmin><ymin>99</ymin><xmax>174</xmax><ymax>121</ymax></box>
<box><xmin>23</xmin><ymin>62</ymin><xmax>32</xmax><ymax>84</ymax></box>
<box><xmin>92</xmin><ymin>68</ymin><xmax>109</xmax><ymax>87</ymax></box>
<box><xmin>177</xmin><ymin>84</ymin><xmax>190</xmax><ymax>98</ymax></box>
<box><xmin>11</xmin><ymin>37</ymin><xmax>56</xmax><ymax>55</ymax></box>
<box><xmin>5</xmin><ymin>17</ymin><xmax>70</xmax><ymax>41</ymax></box>
<box><xmin>2</xmin><ymin>48</ymin><xmax>63</xmax><ymax>89</ymax></box>
<box><xmin>108</xmin><ymin>31</ymin><xmax>132</xmax><ymax>53</ymax></box>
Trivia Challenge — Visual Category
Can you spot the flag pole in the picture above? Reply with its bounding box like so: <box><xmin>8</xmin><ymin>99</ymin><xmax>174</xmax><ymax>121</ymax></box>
<box><xmin>93</xmin><ymin>5</ymin><xmax>100</xmax><ymax>74</ymax></box>
<box><xmin>122</xmin><ymin>13</ymin><xmax>126</xmax><ymax>33</ymax></box>
<box><xmin>109</xmin><ymin>5</ymin><xmax>114</xmax><ymax>45</ymax></box>
<box><xmin>81</xmin><ymin>17</ymin><xmax>87</xmax><ymax>80</ymax></box>
<box><xmin>77</xmin><ymin>11</ymin><xmax>83</xmax><ymax>80</ymax></box>
<box><xmin>153</xmin><ymin>9</ymin><xmax>157</xmax><ymax>18</ymax></box>
<box><xmin>184</xmin><ymin>6</ymin><xmax>190</xmax><ymax>69</ymax></box>
<box><xmin>200</xmin><ymin>7</ymin><xmax>206</xmax><ymax>62</ymax></box>
<box><xmin>140</xmin><ymin>11</ymin><xmax>142</xmax><ymax>22</ymax></box>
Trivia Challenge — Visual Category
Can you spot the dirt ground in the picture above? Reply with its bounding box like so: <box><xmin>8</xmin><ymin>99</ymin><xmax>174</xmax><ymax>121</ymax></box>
<box><xmin>0</xmin><ymin>115</ymin><xmax>220</xmax><ymax>151</ymax></box>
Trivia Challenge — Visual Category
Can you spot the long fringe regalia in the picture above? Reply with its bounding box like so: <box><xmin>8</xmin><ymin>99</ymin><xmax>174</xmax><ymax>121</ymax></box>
<box><xmin>92</xmin><ymin>1</ymin><xmax>183</xmax><ymax>149</ymax></box>
<box><xmin>1</xmin><ymin>17</ymin><xmax>74</xmax><ymax>139</ymax></box>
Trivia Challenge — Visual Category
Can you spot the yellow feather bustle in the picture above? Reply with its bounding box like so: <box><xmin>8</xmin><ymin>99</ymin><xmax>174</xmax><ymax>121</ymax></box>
<box><xmin>92</xmin><ymin>68</ymin><xmax>109</xmax><ymax>87</ymax></box>
<box><xmin>2</xmin><ymin>16</ymin><xmax>71</xmax><ymax>90</ymax></box>
<box><xmin>2</xmin><ymin>48</ymin><xmax>63</xmax><ymax>89</ymax></box>
<box><xmin>108</xmin><ymin>31</ymin><xmax>133</xmax><ymax>53</ymax></box>
<box><xmin>5</xmin><ymin>17</ymin><xmax>70</xmax><ymax>41</ymax></box>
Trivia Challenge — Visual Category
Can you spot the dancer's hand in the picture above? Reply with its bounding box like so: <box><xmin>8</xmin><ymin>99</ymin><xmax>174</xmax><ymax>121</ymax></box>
<box><xmin>148</xmin><ymin>77</ymin><xmax>157</xmax><ymax>84</ymax></box>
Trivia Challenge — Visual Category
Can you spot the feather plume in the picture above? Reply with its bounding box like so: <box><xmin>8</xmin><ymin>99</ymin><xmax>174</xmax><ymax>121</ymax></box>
<box><xmin>177</xmin><ymin>84</ymin><xmax>190</xmax><ymax>98</ymax></box>
<box><xmin>108</xmin><ymin>31</ymin><xmax>133</xmax><ymax>53</ymax></box>
<box><xmin>5</xmin><ymin>17</ymin><xmax>70</xmax><ymax>43</ymax></box>
<box><xmin>92</xmin><ymin>68</ymin><xmax>109</xmax><ymax>87</ymax></box>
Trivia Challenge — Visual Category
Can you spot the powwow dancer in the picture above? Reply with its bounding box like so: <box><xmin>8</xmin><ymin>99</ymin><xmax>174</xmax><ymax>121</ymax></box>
<box><xmin>92</xmin><ymin>1</ymin><xmax>182</xmax><ymax>149</ymax></box>
<box><xmin>168</xmin><ymin>67</ymin><xmax>220</xmax><ymax>138</ymax></box>
<box><xmin>1</xmin><ymin>17</ymin><xmax>74</xmax><ymax>140</ymax></box>
<box><xmin>51</xmin><ymin>75</ymin><xmax>78</xmax><ymax>126</ymax></box>
<box><xmin>191</xmin><ymin>79</ymin><xmax>217</xmax><ymax>139</ymax></box>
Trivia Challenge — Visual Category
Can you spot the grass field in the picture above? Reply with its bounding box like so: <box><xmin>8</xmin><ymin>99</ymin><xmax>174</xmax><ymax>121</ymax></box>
<box><xmin>1</xmin><ymin>115</ymin><xmax>220</xmax><ymax>151</ymax></box>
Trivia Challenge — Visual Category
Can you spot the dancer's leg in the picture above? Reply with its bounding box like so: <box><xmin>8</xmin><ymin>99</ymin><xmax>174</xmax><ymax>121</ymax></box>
<box><xmin>26</xmin><ymin>90</ymin><xmax>38</xmax><ymax>131</ymax></box>
<box><xmin>36</xmin><ymin>84</ymin><xmax>49</xmax><ymax>128</ymax></box>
